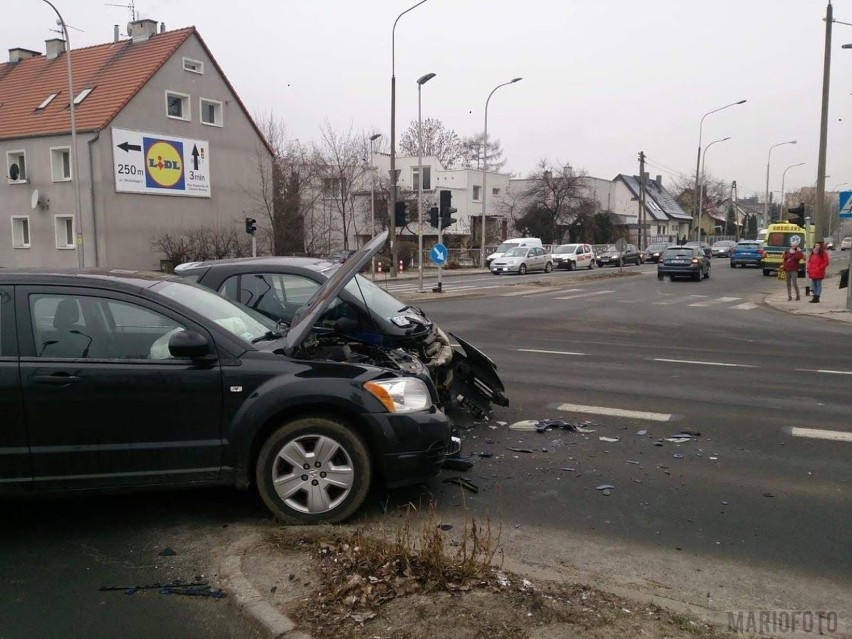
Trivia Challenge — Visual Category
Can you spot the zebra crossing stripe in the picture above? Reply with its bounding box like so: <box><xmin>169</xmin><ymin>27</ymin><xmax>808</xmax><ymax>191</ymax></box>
<box><xmin>502</xmin><ymin>288</ymin><xmax>582</xmax><ymax>297</ymax></box>
<box><xmin>553</xmin><ymin>290</ymin><xmax>615</xmax><ymax>300</ymax></box>
<box><xmin>689</xmin><ymin>296</ymin><xmax>741</xmax><ymax>307</ymax></box>
<box><xmin>789</xmin><ymin>427</ymin><xmax>852</xmax><ymax>442</ymax></box>
<box><xmin>732</xmin><ymin>302</ymin><xmax>758</xmax><ymax>310</ymax></box>
<box><xmin>653</xmin><ymin>295</ymin><xmax>707</xmax><ymax>305</ymax></box>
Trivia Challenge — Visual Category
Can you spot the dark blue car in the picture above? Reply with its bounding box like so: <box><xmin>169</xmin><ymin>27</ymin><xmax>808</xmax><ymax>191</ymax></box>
<box><xmin>730</xmin><ymin>240</ymin><xmax>763</xmax><ymax>268</ymax></box>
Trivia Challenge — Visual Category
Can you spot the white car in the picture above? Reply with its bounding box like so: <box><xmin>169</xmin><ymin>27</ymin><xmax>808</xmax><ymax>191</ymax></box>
<box><xmin>841</xmin><ymin>236</ymin><xmax>852</xmax><ymax>251</ymax></box>
<box><xmin>552</xmin><ymin>243</ymin><xmax>595</xmax><ymax>270</ymax></box>
<box><xmin>490</xmin><ymin>246</ymin><xmax>553</xmax><ymax>275</ymax></box>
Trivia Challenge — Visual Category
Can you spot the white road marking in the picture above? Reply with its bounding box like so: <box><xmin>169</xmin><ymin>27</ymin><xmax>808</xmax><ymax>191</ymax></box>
<box><xmin>518</xmin><ymin>349</ymin><xmax>586</xmax><ymax>356</ymax></box>
<box><xmin>653</xmin><ymin>294</ymin><xmax>706</xmax><ymax>305</ymax></box>
<box><xmin>553</xmin><ymin>290</ymin><xmax>615</xmax><ymax>300</ymax></box>
<box><xmin>689</xmin><ymin>296</ymin><xmax>740</xmax><ymax>307</ymax></box>
<box><xmin>557</xmin><ymin>403</ymin><xmax>673</xmax><ymax>422</ymax></box>
<box><xmin>795</xmin><ymin>368</ymin><xmax>852</xmax><ymax>376</ymax></box>
<box><xmin>652</xmin><ymin>358</ymin><xmax>756</xmax><ymax>368</ymax></box>
<box><xmin>731</xmin><ymin>302</ymin><xmax>759</xmax><ymax>310</ymax></box>
<box><xmin>789</xmin><ymin>427</ymin><xmax>852</xmax><ymax>443</ymax></box>
<box><xmin>502</xmin><ymin>288</ymin><xmax>582</xmax><ymax>297</ymax></box>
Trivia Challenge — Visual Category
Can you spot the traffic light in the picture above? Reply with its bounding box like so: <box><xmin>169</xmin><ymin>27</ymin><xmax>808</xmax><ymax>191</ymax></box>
<box><xmin>788</xmin><ymin>203</ymin><xmax>805</xmax><ymax>226</ymax></box>
<box><xmin>394</xmin><ymin>202</ymin><xmax>409</xmax><ymax>227</ymax></box>
<box><xmin>429</xmin><ymin>206</ymin><xmax>439</xmax><ymax>228</ymax></box>
<box><xmin>439</xmin><ymin>189</ymin><xmax>457</xmax><ymax>227</ymax></box>
<box><xmin>245</xmin><ymin>217</ymin><xmax>257</xmax><ymax>235</ymax></box>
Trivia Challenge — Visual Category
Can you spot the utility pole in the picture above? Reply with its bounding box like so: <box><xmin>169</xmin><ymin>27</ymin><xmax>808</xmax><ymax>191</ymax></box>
<box><xmin>732</xmin><ymin>180</ymin><xmax>740</xmax><ymax>240</ymax></box>
<box><xmin>638</xmin><ymin>152</ymin><xmax>646</xmax><ymax>248</ymax></box>
<box><xmin>815</xmin><ymin>0</ymin><xmax>833</xmax><ymax>243</ymax></box>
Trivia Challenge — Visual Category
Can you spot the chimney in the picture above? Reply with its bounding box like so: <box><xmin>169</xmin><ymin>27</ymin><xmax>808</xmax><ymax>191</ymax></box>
<box><xmin>114</xmin><ymin>25</ymin><xmax>120</xmax><ymax>42</ymax></box>
<box><xmin>159</xmin><ymin>22</ymin><xmax>166</xmax><ymax>33</ymax></box>
<box><xmin>45</xmin><ymin>38</ymin><xmax>66</xmax><ymax>60</ymax></box>
<box><xmin>128</xmin><ymin>18</ymin><xmax>158</xmax><ymax>42</ymax></box>
<box><xmin>656</xmin><ymin>175</ymin><xmax>663</xmax><ymax>188</ymax></box>
<box><xmin>8</xmin><ymin>47</ymin><xmax>41</xmax><ymax>63</ymax></box>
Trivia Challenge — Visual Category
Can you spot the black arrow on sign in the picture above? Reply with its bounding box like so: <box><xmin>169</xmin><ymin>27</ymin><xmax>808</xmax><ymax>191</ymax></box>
<box><xmin>117</xmin><ymin>141</ymin><xmax>141</xmax><ymax>153</ymax></box>
<box><xmin>191</xmin><ymin>144</ymin><xmax>200</xmax><ymax>170</ymax></box>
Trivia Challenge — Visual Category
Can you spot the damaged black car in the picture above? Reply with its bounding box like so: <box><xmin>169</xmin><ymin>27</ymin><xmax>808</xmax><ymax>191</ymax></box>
<box><xmin>175</xmin><ymin>230</ymin><xmax>508</xmax><ymax>418</ymax></box>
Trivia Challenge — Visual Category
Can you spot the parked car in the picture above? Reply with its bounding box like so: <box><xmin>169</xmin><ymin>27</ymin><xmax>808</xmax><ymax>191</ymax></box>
<box><xmin>643</xmin><ymin>242</ymin><xmax>671</xmax><ymax>263</ymax></box>
<box><xmin>657</xmin><ymin>245</ymin><xmax>711</xmax><ymax>281</ymax></box>
<box><xmin>0</xmin><ymin>233</ymin><xmax>462</xmax><ymax>524</ymax></box>
<box><xmin>823</xmin><ymin>237</ymin><xmax>836</xmax><ymax>250</ymax></box>
<box><xmin>176</xmin><ymin>237</ymin><xmax>508</xmax><ymax>419</ymax></box>
<box><xmin>841</xmin><ymin>236</ymin><xmax>852</xmax><ymax>251</ymax></box>
<box><xmin>729</xmin><ymin>240</ymin><xmax>763</xmax><ymax>268</ymax></box>
<box><xmin>596</xmin><ymin>243</ymin><xmax>642</xmax><ymax>267</ymax></box>
<box><xmin>684</xmin><ymin>241</ymin><xmax>712</xmax><ymax>258</ymax></box>
<box><xmin>710</xmin><ymin>240</ymin><xmax>737</xmax><ymax>258</ymax></box>
<box><xmin>489</xmin><ymin>246</ymin><xmax>553</xmax><ymax>275</ymax></box>
<box><xmin>485</xmin><ymin>238</ymin><xmax>543</xmax><ymax>267</ymax></box>
<box><xmin>552</xmin><ymin>243</ymin><xmax>595</xmax><ymax>270</ymax></box>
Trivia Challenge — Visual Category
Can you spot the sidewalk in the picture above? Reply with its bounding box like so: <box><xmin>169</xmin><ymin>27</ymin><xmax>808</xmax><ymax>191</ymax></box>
<box><xmin>764</xmin><ymin>272</ymin><xmax>852</xmax><ymax>324</ymax></box>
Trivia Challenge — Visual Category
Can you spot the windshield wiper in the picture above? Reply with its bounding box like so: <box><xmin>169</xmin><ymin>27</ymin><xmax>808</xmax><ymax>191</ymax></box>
<box><xmin>251</xmin><ymin>330</ymin><xmax>282</xmax><ymax>344</ymax></box>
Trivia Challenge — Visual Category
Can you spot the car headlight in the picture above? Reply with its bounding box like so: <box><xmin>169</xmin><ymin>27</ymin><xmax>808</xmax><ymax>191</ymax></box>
<box><xmin>364</xmin><ymin>378</ymin><xmax>433</xmax><ymax>413</ymax></box>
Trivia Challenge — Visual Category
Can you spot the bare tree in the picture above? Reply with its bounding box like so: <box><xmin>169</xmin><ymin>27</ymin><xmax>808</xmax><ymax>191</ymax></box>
<box><xmin>398</xmin><ymin>118</ymin><xmax>464</xmax><ymax>169</ymax></box>
<box><xmin>512</xmin><ymin>161</ymin><xmax>595</xmax><ymax>244</ymax></box>
<box><xmin>151</xmin><ymin>226</ymin><xmax>251</xmax><ymax>270</ymax></box>
<box><xmin>461</xmin><ymin>132</ymin><xmax>506</xmax><ymax>172</ymax></box>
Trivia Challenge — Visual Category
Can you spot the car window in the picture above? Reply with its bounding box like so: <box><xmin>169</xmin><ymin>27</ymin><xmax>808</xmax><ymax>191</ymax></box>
<box><xmin>664</xmin><ymin>248</ymin><xmax>696</xmax><ymax>257</ymax></box>
<box><xmin>219</xmin><ymin>273</ymin><xmax>320</xmax><ymax>324</ymax></box>
<box><xmin>505</xmin><ymin>247</ymin><xmax>527</xmax><ymax>257</ymax></box>
<box><xmin>29</xmin><ymin>293</ymin><xmax>186</xmax><ymax>360</ymax></box>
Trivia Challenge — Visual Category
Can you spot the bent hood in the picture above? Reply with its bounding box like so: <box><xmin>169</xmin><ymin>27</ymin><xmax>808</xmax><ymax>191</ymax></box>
<box><xmin>284</xmin><ymin>230</ymin><xmax>388</xmax><ymax>356</ymax></box>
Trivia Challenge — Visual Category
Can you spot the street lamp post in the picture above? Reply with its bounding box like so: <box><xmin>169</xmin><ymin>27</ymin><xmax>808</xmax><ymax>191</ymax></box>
<box><xmin>42</xmin><ymin>0</ymin><xmax>84</xmax><ymax>268</ymax></box>
<box><xmin>698</xmin><ymin>137</ymin><xmax>730</xmax><ymax>241</ymax></box>
<box><xmin>764</xmin><ymin>140</ymin><xmax>797</xmax><ymax>224</ymax></box>
<box><xmin>416</xmin><ymin>72</ymin><xmax>436</xmax><ymax>292</ymax></box>
<box><xmin>390</xmin><ymin>0</ymin><xmax>428</xmax><ymax>278</ymax></box>
<box><xmin>780</xmin><ymin>162</ymin><xmax>805</xmax><ymax>221</ymax></box>
<box><xmin>693</xmin><ymin>100</ymin><xmax>747</xmax><ymax>241</ymax></box>
<box><xmin>480</xmin><ymin>77</ymin><xmax>522</xmax><ymax>268</ymax></box>
<box><xmin>369</xmin><ymin>133</ymin><xmax>381</xmax><ymax>276</ymax></box>
<box><xmin>830</xmin><ymin>182</ymin><xmax>847</xmax><ymax>239</ymax></box>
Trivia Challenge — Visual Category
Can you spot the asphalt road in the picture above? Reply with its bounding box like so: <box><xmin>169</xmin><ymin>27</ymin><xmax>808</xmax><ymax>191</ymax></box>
<box><xmin>2</xmin><ymin>260</ymin><xmax>849</xmax><ymax>636</ymax></box>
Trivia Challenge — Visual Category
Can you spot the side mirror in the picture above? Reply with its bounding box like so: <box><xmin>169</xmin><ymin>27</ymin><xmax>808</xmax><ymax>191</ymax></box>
<box><xmin>168</xmin><ymin>330</ymin><xmax>214</xmax><ymax>360</ymax></box>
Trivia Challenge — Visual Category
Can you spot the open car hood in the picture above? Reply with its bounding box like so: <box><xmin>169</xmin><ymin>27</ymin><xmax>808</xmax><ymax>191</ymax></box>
<box><xmin>284</xmin><ymin>230</ymin><xmax>388</xmax><ymax>356</ymax></box>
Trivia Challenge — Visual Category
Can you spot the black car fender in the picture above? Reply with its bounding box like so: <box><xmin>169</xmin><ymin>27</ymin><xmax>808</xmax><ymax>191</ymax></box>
<box><xmin>223</xmin><ymin>368</ymin><xmax>397</xmax><ymax>489</ymax></box>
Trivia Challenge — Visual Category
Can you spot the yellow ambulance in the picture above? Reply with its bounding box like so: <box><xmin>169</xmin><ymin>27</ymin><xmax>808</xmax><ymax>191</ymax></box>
<box><xmin>760</xmin><ymin>222</ymin><xmax>812</xmax><ymax>276</ymax></box>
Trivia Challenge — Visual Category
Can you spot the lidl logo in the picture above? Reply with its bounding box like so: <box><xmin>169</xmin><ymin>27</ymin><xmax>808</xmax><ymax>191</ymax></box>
<box><xmin>144</xmin><ymin>138</ymin><xmax>185</xmax><ymax>190</ymax></box>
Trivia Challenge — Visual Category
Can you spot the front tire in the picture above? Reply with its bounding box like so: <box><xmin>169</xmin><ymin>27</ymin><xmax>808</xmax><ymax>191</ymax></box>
<box><xmin>544</xmin><ymin>261</ymin><xmax>553</xmax><ymax>273</ymax></box>
<box><xmin>657</xmin><ymin>273</ymin><xmax>664</xmax><ymax>281</ymax></box>
<box><xmin>762</xmin><ymin>269</ymin><xmax>770</xmax><ymax>276</ymax></box>
<box><xmin>518</xmin><ymin>263</ymin><xmax>527</xmax><ymax>275</ymax></box>
<box><xmin>567</xmin><ymin>260</ymin><xmax>575</xmax><ymax>271</ymax></box>
<box><xmin>256</xmin><ymin>417</ymin><xmax>372</xmax><ymax>525</ymax></box>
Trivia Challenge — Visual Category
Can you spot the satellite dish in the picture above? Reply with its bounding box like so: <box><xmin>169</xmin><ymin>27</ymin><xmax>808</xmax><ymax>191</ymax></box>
<box><xmin>126</xmin><ymin>21</ymin><xmax>133</xmax><ymax>36</ymax></box>
<box><xmin>9</xmin><ymin>163</ymin><xmax>19</xmax><ymax>181</ymax></box>
<box><xmin>31</xmin><ymin>189</ymin><xmax>39</xmax><ymax>210</ymax></box>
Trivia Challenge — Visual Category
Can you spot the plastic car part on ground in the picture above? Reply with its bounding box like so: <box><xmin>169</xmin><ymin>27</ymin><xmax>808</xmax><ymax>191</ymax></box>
<box><xmin>508</xmin><ymin>418</ymin><xmax>596</xmax><ymax>433</ymax></box>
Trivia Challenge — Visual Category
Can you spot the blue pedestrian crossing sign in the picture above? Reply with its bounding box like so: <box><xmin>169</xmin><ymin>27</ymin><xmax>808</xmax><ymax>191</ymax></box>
<box><xmin>840</xmin><ymin>191</ymin><xmax>852</xmax><ymax>219</ymax></box>
<box><xmin>430</xmin><ymin>243</ymin><xmax>448</xmax><ymax>265</ymax></box>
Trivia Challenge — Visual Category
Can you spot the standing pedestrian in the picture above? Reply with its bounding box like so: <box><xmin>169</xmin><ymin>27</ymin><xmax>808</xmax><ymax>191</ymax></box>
<box><xmin>806</xmin><ymin>241</ymin><xmax>830</xmax><ymax>303</ymax></box>
<box><xmin>782</xmin><ymin>241</ymin><xmax>804</xmax><ymax>301</ymax></box>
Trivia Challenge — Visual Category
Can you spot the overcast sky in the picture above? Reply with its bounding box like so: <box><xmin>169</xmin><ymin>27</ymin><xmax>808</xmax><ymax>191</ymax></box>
<box><xmin>5</xmin><ymin>0</ymin><xmax>852</xmax><ymax>200</ymax></box>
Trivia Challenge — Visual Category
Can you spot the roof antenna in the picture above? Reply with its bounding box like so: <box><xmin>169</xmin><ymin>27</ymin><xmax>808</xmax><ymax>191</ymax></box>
<box><xmin>105</xmin><ymin>0</ymin><xmax>137</xmax><ymax>22</ymax></box>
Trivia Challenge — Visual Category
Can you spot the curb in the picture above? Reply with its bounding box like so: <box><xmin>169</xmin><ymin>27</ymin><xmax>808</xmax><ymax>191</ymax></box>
<box><xmin>220</xmin><ymin>534</ymin><xmax>310</xmax><ymax>639</ymax></box>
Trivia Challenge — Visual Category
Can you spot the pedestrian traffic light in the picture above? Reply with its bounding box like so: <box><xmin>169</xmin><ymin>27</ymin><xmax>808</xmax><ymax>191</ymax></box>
<box><xmin>429</xmin><ymin>206</ymin><xmax>439</xmax><ymax>228</ymax></box>
<box><xmin>394</xmin><ymin>202</ymin><xmax>409</xmax><ymax>227</ymax></box>
<box><xmin>439</xmin><ymin>190</ymin><xmax>457</xmax><ymax>227</ymax></box>
<box><xmin>245</xmin><ymin>217</ymin><xmax>257</xmax><ymax>235</ymax></box>
<box><xmin>788</xmin><ymin>203</ymin><xmax>805</xmax><ymax>226</ymax></box>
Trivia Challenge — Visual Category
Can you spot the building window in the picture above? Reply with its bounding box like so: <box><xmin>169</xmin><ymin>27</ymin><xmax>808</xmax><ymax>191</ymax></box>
<box><xmin>182</xmin><ymin>57</ymin><xmax>204</xmax><ymax>74</ymax></box>
<box><xmin>412</xmin><ymin>166</ymin><xmax>431</xmax><ymax>190</ymax></box>
<box><xmin>492</xmin><ymin>187</ymin><xmax>500</xmax><ymax>195</ymax></box>
<box><xmin>7</xmin><ymin>150</ymin><xmax>27</xmax><ymax>183</ymax></box>
<box><xmin>165</xmin><ymin>91</ymin><xmax>190</xmax><ymax>120</ymax></box>
<box><xmin>54</xmin><ymin>215</ymin><xmax>75</xmax><ymax>249</ymax></box>
<box><xmin>51</xmin><ymin>147</ymin><xmax>71</xmax><ymax>181</ymax></box>
<box><xmin>200</xmin><ymin>98</ymin><xmax>223</xmax><ymax>127</ymax></box>
<box><xmin>36</xmin><ymin>92</ymin><xmax>58</xmax><ymax>110</ymax></box>
<box><xmin>73</xmin><ymin>88</ymin><xmax>93</xmax><ymax>105</ymax></box>
<box><xmin>11</xmin><ymin>216</ymin><xmax>30</xmax><ymax>248</ymax></box>
<box><xmin>322</xmin><ymin>177</ymin><xmax>341</xmax><ymax>197</ymax></box>
<box><xmin>472</xmin><ymin>185</ymin><xmax>481</xmax><ymax>201</ymax></box>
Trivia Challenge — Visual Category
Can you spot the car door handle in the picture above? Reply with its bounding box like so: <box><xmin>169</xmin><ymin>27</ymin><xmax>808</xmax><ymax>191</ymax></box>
<box><xmin>33</xmin><ymin>373</ymin><xmax>81</xmax><ymax>385</ymax></box>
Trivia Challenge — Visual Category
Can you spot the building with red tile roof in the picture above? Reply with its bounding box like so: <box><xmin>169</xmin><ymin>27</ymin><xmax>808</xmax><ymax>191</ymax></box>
<box><xmin>1</xmin><ymin>19</ymin><xmax>273</xmax><ymax>269</ymax></box>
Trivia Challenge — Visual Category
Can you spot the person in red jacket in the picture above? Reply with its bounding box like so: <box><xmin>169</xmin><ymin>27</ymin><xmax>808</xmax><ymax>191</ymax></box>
<box><xmin>806</xmin><ymin>241</ymin><xmax>830</xmax><ymax>303</ymax></box>
<box><xmin>782</xmin><ymin>241</ymin><xmax>804</xmax><ymax>301</ymax></box>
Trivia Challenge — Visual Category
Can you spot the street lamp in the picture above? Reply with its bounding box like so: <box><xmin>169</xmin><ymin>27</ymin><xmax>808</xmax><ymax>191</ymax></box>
<box><xmin>693</xmin><ymin>99</ymin><xmax>747</xmax><ymax>240</ymax></box>
<box><xmin>697</xmin><ymin>137</ymin><xmax>730</xmax><ymax>241</ymax></box>
<box><xmin>780</xmin><ymin>162</ymin><xmax>805</xmax><ymax>220</ymax></box>
<box><xmin>42</xmin><ymin>0</ymin><xmax>84</xmax><ymax>268</ymax></box>
<box><xmin>480</xmin><ymin>77</ymin><xmax>522</xmax><ymax>268</ymax></box>
<box><xmin>389</xmin><ymin>0</ymin><xmax>429</xmax><ymax>277</ymax></box>
<box><xmin>369</xmin><ymin>133</ymin><xmax>381</xmax><ymax>276</ymax></box>
<box><xmin>416</xmin><ymin>72</ymin><xmax>436</xmax><ymax>292</ymax></box>
<box><xmin>764</xmin><ymin>140</ymin><xmax>797</xmax><ymax>224</ymax></box>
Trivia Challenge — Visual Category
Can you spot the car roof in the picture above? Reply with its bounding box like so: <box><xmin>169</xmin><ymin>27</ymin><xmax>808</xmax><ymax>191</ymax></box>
<box><xmin>0</xmin><ymin>268</ymin><xmax>179</xmax><ymax>290</ymax></box>
<box><xmin>175</xmin><ymin>255</ymin><xmax>336</xmax><ymax>273</ymax></box>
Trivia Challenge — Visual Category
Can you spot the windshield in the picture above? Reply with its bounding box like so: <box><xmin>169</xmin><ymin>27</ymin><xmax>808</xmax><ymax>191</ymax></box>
<box><xmin>555</xmin><ymin>244</ymin><xmax>579</xmax><ymax>253</ymax></box>
<box><xmin>495</xmin><ymin>242</ymin><xmax>520</xmax><ymax>253</ymax></box>
<box><xmin>155</xmin><ymin>280</ymin><xmax>274</xmax><ymax>343</ymax></box>
<box><xmin>603</xmin><ymin>245</ymin><xmax>617</xmax><ymax>252</ymax></box>
<box><xmin>504</xmin><ymin>247</ymin><xmax>528</xmax><ymax>257</ymax></box>
<box><xmin>664</xmin><ymin>248</ymin><xmax>696</xmax><ymax>257</ymax></box>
